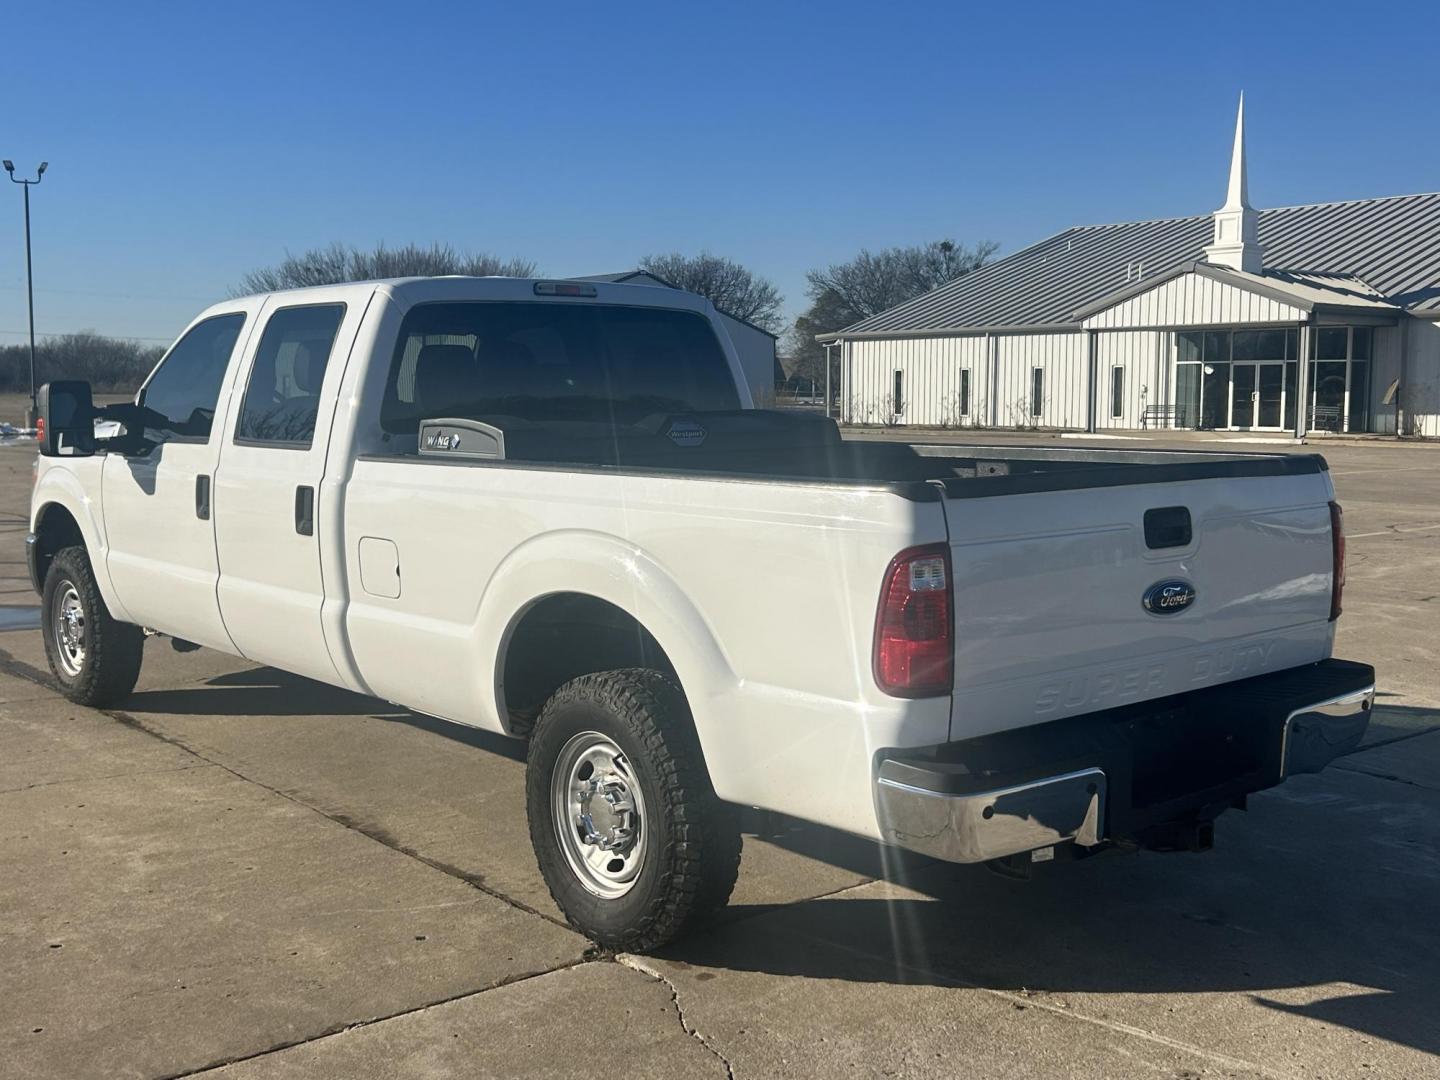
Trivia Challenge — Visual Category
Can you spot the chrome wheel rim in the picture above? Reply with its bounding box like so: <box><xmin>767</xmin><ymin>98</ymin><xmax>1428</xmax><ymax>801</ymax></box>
<box><xmin>51</xmin><ymin>582</ymin><xmax>86</xmax><ymax>678</ymax></box>
<box><xmin>551</xmin><ymin>731</ymin><xmax>647</xmax><ymax>899</ymax></box>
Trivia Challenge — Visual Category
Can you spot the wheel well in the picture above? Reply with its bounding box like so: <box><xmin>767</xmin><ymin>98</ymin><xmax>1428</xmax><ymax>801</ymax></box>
<box><xmin>501</xmin><ymin>593</ymin><xmax>679</xmax><ymax>735</ymax></box>
<box><xmin>33</xmin><ymin>504</ymin><xmax>85</xmax><ymax>588</ymax></box>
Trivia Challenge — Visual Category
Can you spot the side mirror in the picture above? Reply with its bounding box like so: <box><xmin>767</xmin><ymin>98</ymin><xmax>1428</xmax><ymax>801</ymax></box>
<box><xmin>37</xmin><ymin>381</ymin><xmax>97</xmax><ymax>457</ymax></box>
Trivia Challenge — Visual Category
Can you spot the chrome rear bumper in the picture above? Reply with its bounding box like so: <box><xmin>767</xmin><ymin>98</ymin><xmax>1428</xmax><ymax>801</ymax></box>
<box><xmin>1282</xmin><ymin>687</ymin><xmax>1375</xmax><ymax>777</ymax></box>
<box><xmin>876</xmin><ymin>767</ymin><xmax>1106</xmax><ymax>864</ymax></box>
<box><xmin>874</xmin><ymin>659</ymin><xmax>1375</xmax><ymax>865</ymax></box>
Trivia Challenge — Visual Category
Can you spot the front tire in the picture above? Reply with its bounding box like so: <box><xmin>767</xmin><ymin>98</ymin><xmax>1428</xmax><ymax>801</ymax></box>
<box><xmin>526</xmin><ymin>669</ymin><xmax>741</xmax><ymax>952</ymax></box>
<box><xmin>41</xmin><ymin>546</ymin><xmax>144</xmax><ymax>707</ymax></box>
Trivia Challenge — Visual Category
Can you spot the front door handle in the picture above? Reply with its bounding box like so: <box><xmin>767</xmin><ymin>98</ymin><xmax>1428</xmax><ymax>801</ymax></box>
<box><xmin>295</xmin><ymin>485</ymin><xmax>315</xmax><ymax>536</ymax></box>
<box><xmin>195</xmin><ymin>475</ymin><xmax>211</xmax><ymax>520</ymax></box>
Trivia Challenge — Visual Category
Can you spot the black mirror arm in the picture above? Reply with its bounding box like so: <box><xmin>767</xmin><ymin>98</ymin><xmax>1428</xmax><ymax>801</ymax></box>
<box><xmin>95</xmin><ymin>402</ymin><xmax>166</xmax><ymax>454</ymax></box>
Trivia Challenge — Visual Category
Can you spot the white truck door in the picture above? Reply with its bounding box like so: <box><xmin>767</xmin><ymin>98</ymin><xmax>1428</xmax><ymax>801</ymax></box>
<box><xmin>101</xmin><ymin>306</ymin><xmax>259</xmax><ymax>651</ymax></box>
<box><xmin>212</xmin><ymin>295</ymin><xmax>363</xmax><ymax>684</ymax></box>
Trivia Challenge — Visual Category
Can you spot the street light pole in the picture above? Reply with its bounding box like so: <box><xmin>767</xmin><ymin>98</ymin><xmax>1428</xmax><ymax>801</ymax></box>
<box><xmin>4</xmin><ymin>160</ymin><xmax>47</xmax><ymax>425</ymax></box>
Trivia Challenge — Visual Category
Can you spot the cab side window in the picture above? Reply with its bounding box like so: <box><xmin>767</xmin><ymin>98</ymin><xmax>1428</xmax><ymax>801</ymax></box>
<box><xmin>235</xmin><ymin>304</ymin><xmax>346</xmax><ymax>448</ymax></box>
<box><xmin>140</xmin><ymin>313</ymin><xmax>247</xmax><ymax>441</ymax></box>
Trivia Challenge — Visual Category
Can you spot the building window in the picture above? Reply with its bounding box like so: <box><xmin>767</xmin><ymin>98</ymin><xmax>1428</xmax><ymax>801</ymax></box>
<box><xmin>959</xmin><ymin>369</ymin><xmax>971</xmax><ymax>417</ymax></box>
<box><xmin>1176</xmin><ymin>327</ymin><xmax>1294</xmax><ymax>431</ymax></box>
<box><xmin>1110</xmin><ymin>366</ymin><xmax>1124</xmax><ymax>419</ymax></box>
<box><xmin>1309</xmin><ymin>326</ymin><xmax>1371</xmax><ymax>433</ymax></box>
<box><xmin>1030</xmin><ymin>368</ymin><xmax>1044</xmax><ymax>418</ymax></box>
<box><xmin>1350</xmin><ymin>327</ymin><xmax>1372</xmax><ymax>433</ymax></box>
<box><xmin>1174</xmin><ymin>326</ymin><xmax>1372</xmax><ymax>433</ymax></box>
<box><xmin>893</xmin><ymin>370</ymin><xmax>904</xmax><ymax>416</ymax></box>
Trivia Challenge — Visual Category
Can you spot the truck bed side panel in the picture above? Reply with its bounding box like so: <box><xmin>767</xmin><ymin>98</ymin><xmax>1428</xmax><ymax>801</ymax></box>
<box><xmin>340</xmin><ymin>458</ymin><xmax>948</xmax><ymax>836</ymax></box>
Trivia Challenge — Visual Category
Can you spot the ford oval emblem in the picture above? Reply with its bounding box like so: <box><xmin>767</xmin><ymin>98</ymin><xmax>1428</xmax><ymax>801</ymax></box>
<box><xmin>1143</xmin><ymin>579</ymin><xmax>1196</xmax><ymax>615</ymax></box>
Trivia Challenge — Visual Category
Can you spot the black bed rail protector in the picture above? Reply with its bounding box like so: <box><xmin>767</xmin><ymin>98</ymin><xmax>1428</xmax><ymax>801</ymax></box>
<box><xmin>934</xmin><ymin>452</ymin><xmax>1327</xmax><ymax>501</ymax></box>
<box><xmin>353</xmin><ymin>449</ymin><xmax>1327</xmax><ymax>503</ymax></box>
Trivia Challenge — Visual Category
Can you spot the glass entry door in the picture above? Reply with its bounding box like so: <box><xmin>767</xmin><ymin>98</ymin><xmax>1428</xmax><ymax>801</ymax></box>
<box><xmin>1256</xmin><ymin>363</ymin><xmax>1283</xmax><ymax>427</ymax></box>
<box><xmin>1230</xmin><ymin>362</ymin><xmax>1284</xmax><ymax>428</ymax></box>
<box><xmin>1231</xmin><ymin>364</ymin><xmax>1256</xmax><ymax>427</ymax></box>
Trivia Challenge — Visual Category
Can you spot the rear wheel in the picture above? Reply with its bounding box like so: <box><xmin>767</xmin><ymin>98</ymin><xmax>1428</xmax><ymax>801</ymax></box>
<box><xmin>41</xmin><ymin>546</ymin><xmax>144</xmax><ymax>707</ymax></box>
<box><xmin>526</xmin><ymin>669</ymin><xmax>741</xmax><ymax>952</ymax></box>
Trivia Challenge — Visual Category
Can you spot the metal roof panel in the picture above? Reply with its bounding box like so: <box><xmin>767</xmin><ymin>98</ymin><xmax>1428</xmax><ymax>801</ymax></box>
<box><xmin>834</xmin><ymin>192</ymin><xmax>1440</xmax><ymax>336</ymax></box>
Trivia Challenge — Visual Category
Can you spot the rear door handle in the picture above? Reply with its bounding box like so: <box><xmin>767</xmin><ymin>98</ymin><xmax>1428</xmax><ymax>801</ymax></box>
<box><xmin>295</xmin><ymin>485</ymin><xmax>315</xmax><ymax>536</ymax></box>
<box><xmin>195</xmin><ymin>475</ymin><xmax>211</xmax><ymax>520</ymax></box>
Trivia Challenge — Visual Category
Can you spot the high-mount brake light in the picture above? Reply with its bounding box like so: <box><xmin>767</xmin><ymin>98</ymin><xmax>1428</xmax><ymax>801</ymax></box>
<box><xmin>873</xmin><ymin>544</ymin><xmax>953</xmax><ymax>697</ymax></box>
<box><xmin>1329</xmin><ymin>501</ymin><xmax>1345</xmax><ymax>621</ymax></box>
<box><xmin>534</xmin><ymin>281</ymin><xmax>597</xmax><ymax>298</ymax></box>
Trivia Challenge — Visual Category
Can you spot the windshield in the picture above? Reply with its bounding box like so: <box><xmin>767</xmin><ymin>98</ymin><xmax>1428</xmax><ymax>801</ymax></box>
<box><xmin>380</xmin><ymin>301</ymin><xmax>741</xmax><ymax>433</ymax></box>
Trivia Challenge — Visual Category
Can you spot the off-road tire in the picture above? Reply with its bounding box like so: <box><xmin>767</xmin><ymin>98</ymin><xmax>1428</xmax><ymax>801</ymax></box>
<box><xmin>41</xmin><ymin>545</ymin><xmax>144</xmax><ymax>707</ymax></box>
<box><xmin>526</xmin><ymin>668</ymin><xmax>742</xmax><ymax>952</ymax></box>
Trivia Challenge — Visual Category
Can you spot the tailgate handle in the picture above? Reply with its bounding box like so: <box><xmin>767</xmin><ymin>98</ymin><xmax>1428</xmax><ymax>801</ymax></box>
<box><xmin>1144</xmin><ymin>506</ymin><xmax>1192</xmax><ymax>550</ymax></box>
<box><xmin>295</xmin><ymin>485</ymin><xmax>315</xmax><ymax>537</ymax></box>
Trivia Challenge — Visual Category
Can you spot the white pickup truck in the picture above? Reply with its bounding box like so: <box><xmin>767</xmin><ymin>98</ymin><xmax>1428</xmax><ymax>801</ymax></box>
<box><xmin>29</xmin><ymin>276</ymin><xmax>1374</xmax><ymax>950</ymax></box>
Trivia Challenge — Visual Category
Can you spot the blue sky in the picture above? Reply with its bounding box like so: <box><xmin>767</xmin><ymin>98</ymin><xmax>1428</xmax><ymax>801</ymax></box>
<box><xmin>3</xmin><ymin>0</ymin><xmax>1439</xmax><ymax>347</ymax></box>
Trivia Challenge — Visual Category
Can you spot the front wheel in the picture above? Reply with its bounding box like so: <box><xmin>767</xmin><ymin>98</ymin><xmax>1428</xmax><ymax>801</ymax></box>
<box><xmin>41</xmin><ymin>546</ymin><xmax>144</xmax><ymax>707</ymax></box>
<box><xmin>526</xmin><ymin>669</ymin><xmax>741</xmax><ymax>952</ymax></box>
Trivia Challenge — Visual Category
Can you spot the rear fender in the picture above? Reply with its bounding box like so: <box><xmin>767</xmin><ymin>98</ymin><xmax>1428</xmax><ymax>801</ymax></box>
<box><xmin>478</xmin><ymin>530</ymin><xmax>739</xmax><ymax>747</ymax></box>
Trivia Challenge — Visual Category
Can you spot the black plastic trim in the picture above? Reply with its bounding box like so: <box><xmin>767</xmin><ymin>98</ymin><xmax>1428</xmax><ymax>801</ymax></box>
<box><xmin>24</xmin><ymin>533</ymin><xmax>40</xmax><ymax>594</ymax></box>
<box><xmin>1144</xmin><ymin>505</ymin><xmax>1192</xmax><ymax>549</ymax></box>
<box><xmin>936</xmin><ymin>453</ymin><xmax>1327</xmax><ymax>501</ymax></box>
<box><xmin>295</xmin><ymin>485</ymin><xmax>315</xmax><ymax>536</ymax></box>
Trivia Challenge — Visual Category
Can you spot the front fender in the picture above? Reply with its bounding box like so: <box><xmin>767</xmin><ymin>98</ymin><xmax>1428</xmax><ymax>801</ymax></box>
<box><xmin>31</xmin><ymin>463</ymin><xmax>131</xmax><ymax>622</ymax></box>
<box><xmin>476</xmin><ymin>529</ymin><xmax>740</xmax><ymax>744</ymax></box>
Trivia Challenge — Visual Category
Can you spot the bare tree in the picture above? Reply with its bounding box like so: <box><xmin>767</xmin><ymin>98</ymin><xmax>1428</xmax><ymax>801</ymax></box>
<box><xmin>784</xmin><ymin>287</ymin><xmax>854</xmax><ymax>386</ymax></box>
<box><xmin>804</xmin><ymin>238</ymin><xmax>998</xmax><ymax>324</ymax></box>
<box><xmin>788</xmin><ymin>238</ymin><xmax>998</xmax><ymax>387</ymax></box>
<box><xmin>638</xmin><ymin>252</ymin><xmax>784</xmax><ymax>333</ymax></box>
<box><xmin>234</xmin><ymin>242</ymin><xmax>538</xmax><ymax>296</ymax></box>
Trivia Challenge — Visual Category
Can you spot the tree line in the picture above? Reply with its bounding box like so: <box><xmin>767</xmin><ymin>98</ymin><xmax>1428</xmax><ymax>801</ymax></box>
<box><xmin>6</xmin><ymin>238</ymin><xmax>997</xmax><ymax>395</ymax></box>
<box><xmin>230</xmin><ymin>238</ymin><xmax>998</xmax><ymax>383</ymax></box>
<box><xmin>0</xmin><ymin>333</ymin><xmax>163</xmax><ymax>394</ymax></box>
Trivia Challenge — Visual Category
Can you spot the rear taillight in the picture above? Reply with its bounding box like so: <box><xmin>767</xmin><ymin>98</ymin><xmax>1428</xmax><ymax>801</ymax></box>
<box><xmin>1329</xmin><ymin>501</ymin><xmax>1345</xmax><ymax>621</ymax></box>
<box><xmin>35</xmin><ymin>416</ymin><xmax>45</xmax><ymax>444</ymax></box>
<box><xmin>873</xmin><ymin>544</ymin><xmax>953</xmax><ymax>697</ymax></box>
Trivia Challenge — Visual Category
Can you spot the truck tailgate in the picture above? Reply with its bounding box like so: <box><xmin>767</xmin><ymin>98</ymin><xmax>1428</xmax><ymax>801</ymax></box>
<box><xmin>942</xmin><ymin>469</ymin><xmax>1337</xmax><ymax>740</ymax></box>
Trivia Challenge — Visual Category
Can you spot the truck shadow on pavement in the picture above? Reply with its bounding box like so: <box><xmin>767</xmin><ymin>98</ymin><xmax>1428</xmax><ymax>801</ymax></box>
<box><xmin>674</xmin><ymin>809</ymin><xmax>1440</xmax><ymax>1060</ymax></box>
<box><xmin>123</xmin><ymin>666</ymin><xmax>528</xmax><ymax>761</ymax></box>
<box><xmin>124</xmin><ymin>668</ymin><xmax>401</xmax><ymax>718</ymax></box>
<box><xmin>114</xmin><ymin>663</ymin><xmax>1440</xmax><ymax>1059</ymax></box>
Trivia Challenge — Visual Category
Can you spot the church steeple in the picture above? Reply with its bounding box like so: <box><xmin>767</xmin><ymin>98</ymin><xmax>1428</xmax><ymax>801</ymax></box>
<box><xmin>1203</xmin><ymin>94</ymin><xmax>1264</xmax><ymax>274</ymax></box>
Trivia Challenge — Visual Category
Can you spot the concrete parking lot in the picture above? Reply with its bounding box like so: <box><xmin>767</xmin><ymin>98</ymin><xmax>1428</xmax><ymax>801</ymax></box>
<box><xmin>2</xmin><ymin>435</ymin><xmax>1438</xmax><ymax>1079</ymax></box>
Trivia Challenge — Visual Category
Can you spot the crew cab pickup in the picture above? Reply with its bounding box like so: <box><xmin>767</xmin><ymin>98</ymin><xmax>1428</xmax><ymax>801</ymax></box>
<box><xmin>29</xmin><ymin>276</ymin><xmax>1374</xmax><ymax>950</ymax></box>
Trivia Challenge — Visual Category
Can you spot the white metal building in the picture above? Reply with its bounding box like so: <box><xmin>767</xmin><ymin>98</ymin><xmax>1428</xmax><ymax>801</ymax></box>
<box><xmin>576</xmin><ymin>270</ymin><xmax>780</xmax><ymax>406</ymax></box>
<box><xmin>822</xmin><ymin>100</ymin><xmax>1440</xmax><ymax>438</ymax></box>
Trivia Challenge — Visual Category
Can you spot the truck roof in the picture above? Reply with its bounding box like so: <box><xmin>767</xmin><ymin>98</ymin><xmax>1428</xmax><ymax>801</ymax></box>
<box><xmin>223</xmin><ymin>275</ymin><xmax>718</xmax><ymax>316</ymax></box>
